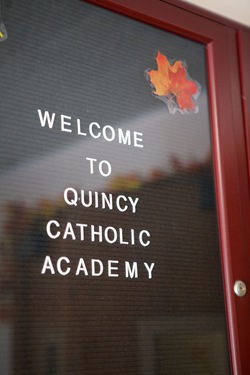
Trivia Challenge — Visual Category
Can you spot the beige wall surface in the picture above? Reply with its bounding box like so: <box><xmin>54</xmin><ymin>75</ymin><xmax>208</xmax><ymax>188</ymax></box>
<box><xmin>181</xmin><ymin>0</ymin><xmax>250</xmax><ymax>26</ymax></box>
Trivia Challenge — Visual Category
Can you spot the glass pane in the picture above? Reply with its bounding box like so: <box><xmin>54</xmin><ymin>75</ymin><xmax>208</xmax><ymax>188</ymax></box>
<box><xmin>0</xmin><ymin>1</ymin><xmax>231</xmax><ymax>374</ymax></box>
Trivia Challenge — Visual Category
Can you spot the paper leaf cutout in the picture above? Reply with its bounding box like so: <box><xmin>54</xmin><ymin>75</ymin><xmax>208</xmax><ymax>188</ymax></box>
<box><xmin>146</xmin><ymin>51</ymin><xmax>200</xmax><ymax>114</ymax></box>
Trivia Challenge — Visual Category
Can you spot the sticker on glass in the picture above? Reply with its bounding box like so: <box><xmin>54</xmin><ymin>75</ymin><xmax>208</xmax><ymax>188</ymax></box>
<box><xmin>146</xmin><ymin>51</ymin><xmax>200</xmax><ymax>114</ymax></box>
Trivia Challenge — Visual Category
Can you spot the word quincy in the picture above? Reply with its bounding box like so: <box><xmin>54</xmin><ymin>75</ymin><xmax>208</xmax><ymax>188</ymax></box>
<box><xmin>37</xmin><ymin>109</ymin><xmax>144</xmax><ymax>148</ymax></box>
<box><xmin>41</xmin><ymin>256</ymin><xmax>155</xmax><ymax>279</ymax></box>
<box><xmin>64</xmin><ymin>187</ymin><xmax>139</xmax><ymax>213</ymax></box>
<box><xmin>46</xmin><ymin>220</ymin><xmax>151</xmax><ymax>247</ymax></box>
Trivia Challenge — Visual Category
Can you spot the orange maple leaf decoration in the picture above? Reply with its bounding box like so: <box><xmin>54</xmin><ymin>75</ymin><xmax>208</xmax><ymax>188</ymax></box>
<box><xmin>146</xmin><ymin>51</ymin><xmax>200</xmax><ymax>114</ymax></box>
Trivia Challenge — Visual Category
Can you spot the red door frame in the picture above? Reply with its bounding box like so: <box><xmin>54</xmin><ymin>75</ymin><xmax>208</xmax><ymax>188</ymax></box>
<box><xmin>85</xmin><ymin>1</ymin><xmax>250</xmax><ymax>373</ymax></box>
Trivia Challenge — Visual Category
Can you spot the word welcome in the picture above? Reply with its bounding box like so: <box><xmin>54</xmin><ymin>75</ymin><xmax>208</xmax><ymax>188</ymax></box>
<box><xmin>38</xmin><ymin>109</ymin><xmax>144</xmax><ymax>148</ymax></box>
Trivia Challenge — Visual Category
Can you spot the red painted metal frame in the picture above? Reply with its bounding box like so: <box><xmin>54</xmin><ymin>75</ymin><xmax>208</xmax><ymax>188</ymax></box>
<box><xmin>84</xmin><ymin>1</ymin><xmax>250</xmax><ymax>373</ymax></box>
<box><xmin>238</xmin><ymin>29</ymin><xmax>250</xmax><ymax>182</ymax></box>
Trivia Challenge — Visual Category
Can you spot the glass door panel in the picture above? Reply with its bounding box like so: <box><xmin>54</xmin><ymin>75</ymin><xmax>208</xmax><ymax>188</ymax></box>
<box><xmin>0</xmin><ymin>1</ymin><xmax>231</xmax><ymax>374</ymax></box>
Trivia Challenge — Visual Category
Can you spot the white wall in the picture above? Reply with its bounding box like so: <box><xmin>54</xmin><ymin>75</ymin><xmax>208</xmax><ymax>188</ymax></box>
<box><xmin>182</xmin><ymin>0</ymin><xmax>250</xmax><ymax>26</ymax></box>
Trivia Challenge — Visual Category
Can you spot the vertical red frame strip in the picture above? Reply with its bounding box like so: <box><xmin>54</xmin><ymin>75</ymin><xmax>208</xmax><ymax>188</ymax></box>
<box><xmin>237</xmin><ymin>29</ymin><xmax>250</xmax><ymax>182</ymax></box>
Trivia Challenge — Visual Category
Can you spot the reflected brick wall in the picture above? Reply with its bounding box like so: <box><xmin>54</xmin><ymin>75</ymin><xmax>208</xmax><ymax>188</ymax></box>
<box><xmin>1</xmin><ymin>163</ymin><xmax>229</xmax><ymax>375</ymax></box>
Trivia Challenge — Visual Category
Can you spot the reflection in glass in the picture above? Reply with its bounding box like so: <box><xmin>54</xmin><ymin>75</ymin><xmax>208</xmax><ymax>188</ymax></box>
<box><xmin>0</xmin><ymin>1</ymin><xmax>230</xmax><ymax>374</ymax></box>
